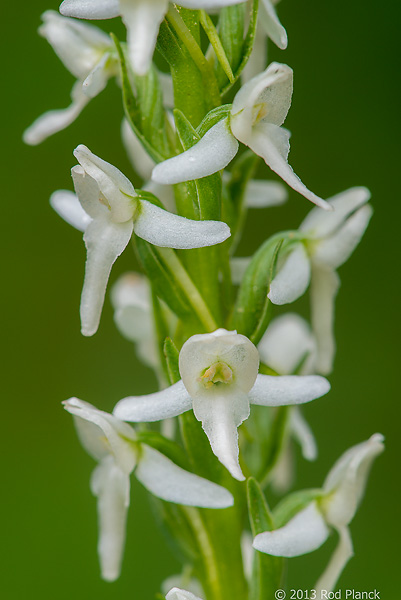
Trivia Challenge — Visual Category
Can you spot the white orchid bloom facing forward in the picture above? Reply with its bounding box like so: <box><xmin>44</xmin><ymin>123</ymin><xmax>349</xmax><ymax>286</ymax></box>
<box><xmin>23</xmin><ymin>11</ymin><xmax>118</xmax><ymax>145</ymax></box>
<box><xmin>152</xmin><ymin>63</ymin><xmax>330</xmax><ymax>210</ymax></box>
<box><xmin>114</xmin><ymin>329</ymin><xmax>330</xmax><ymax>481</ymax></box>
<box><xmin>59</xmin><ymin>0</ymin><xmax>244</xmax><ymax>76</ymax></box>
<box><xmin>64</xmin><ymin>398</ymin><xmax>234</xmax><ymax>581</ymax></box>
<box><xmin>253</xmin><ymin>434</ymin><xmax>384</xmax><ymax>594</ymax></box>
<box><xmin>50</xmin><ymin>145</ymin><xmax>230</xmax><ymax>336</ymax></box>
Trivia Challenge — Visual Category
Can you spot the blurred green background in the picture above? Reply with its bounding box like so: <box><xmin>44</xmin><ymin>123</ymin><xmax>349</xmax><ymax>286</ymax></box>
<box><xmin>2</xmin><ymin>0</ymin><xmax>399</xmax><ymax>597</ymax></box>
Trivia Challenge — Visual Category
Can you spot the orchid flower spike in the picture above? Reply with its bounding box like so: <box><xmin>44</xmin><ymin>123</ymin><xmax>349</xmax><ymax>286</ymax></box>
<box><xmin>253</xmin><ymin>434</ymin><xmax>384</xmax><ymax>594</ymax></box>
<box><xmin>59</xmin><ymin>0</ymin><xmax>244</xmax><ymax>76</ymax></box>
<box><xmin>51</xmin><ymin>145</ymin><xmax>230</xmax><ymax>336</ymax></box>
<box><xmin>152</xmin><ymin>63</ymin><xmax>330</xmax><ymax>210</ymax></box>
<box><xmin>114</xmin><ymin>329</ymin><xmax>330</xmax><ymax>481</ymax></box>
<box><xmin>23</xmin><ymin>11</ymin><xmax>117</xmax><ymax>145</ymax></box>
<box><xmin>63</xmin><ymin>398</ymin><xmax>234</xmax><ymax>581</ymax></box>
<box><xmin>267</xmin><ymin>187</ymin><xmax>373</xmax><ymax>374</ymax></box>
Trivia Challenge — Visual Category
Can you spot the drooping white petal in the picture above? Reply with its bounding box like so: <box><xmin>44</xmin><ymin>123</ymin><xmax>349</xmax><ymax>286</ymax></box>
<box><xmin>322</xmin><ymin>434</ymin><xmax>384</xmax><ymax>527</ymax></box>
<box><xmin>80</xmin><ymin>215</ymin><xmax>133</xmax><ymax>336</ymax></box>
<box><xmin>310</xmin><ymin>266</ymin><xmax>340</xmax><ymax>375</ymax></box>
<box><xmin>290</xmin><ymin>407</ymin><xmax>317</xmax><ymax>461</ymax></box>
<box><xmin>63</xmin><ymin>397</ymin><xmax>137</xmax><ymax>473</ymax></box>
<box><xmin>23</xmin><ymin>81</ymin><xmax>89</xmax><ymax>145</ymax></box>
<box><xmin>245</xmin><ymin>179</ymin><xmax>288</xmax><ymax>208</ymax></box>
<box><xmin>300</xmin><ymin>187</ymin><xmax>371</xmax><ymax>239</ymax></box>
<box><xmin>313</xmin><ymin>205</ymin><xmax>373</xmax><ymax>270</ymax></box>
<box><xmin>71</xmin><ymin>165</ymin><xmax>106</xmax><ymax>219</ymax></box>
<box><xmin>74</xmin><ymin>144</ymin><xmax>136</xmax><ymax>223</ymax></box>
<box><xmin>152</xmin><ymin>118</ymin><xmax>239</xmax><ymax>184</ymax></box>
<box><xmin>192</xmin><ymin>392</ymin><xmax>249</xmax><ymax>481</ymax></box>
<box><xmin>249</xmin><ymin>373</ymin><xmax>330</xmax><ymax>407</ymax></box>
<box><xmin>166</xmin><ymin>588</ymin><xmax>203</xmax><ymax>600</ymax></box>
<box><xmin>259</xmin><ymin>0</ymin><xmax>288</xmax><ymax>49</ymax></box>
<box><xmin>83</xmin><ymin>52</ymin><xmax>112</xmax><ymax>98</ymax></box>
<box><xmin>136</xmin><ymin>445</ymin><xmax>234</xmax><ymax>508</ymax></box>
<box><xmin>59</xmin><ymin>0</ymin><xmax>120</xmax><ymax>19</ymax></box>
<box><xmin>253</xmin><ymin>502</ymin><xmax>330</xmax><ymax>557</ymax></box>
<box><xmin>50</xmin><ymin>189</ymin><xmax>92</xmax><ymax>232</ymax></box>
<box><xmin>121</xmin><ymin>119</ymin><xmax>155</xmax><ymax>181</ymax></box>
<box><xmin>314</xmin><ymin>526</ymin><xmax>354</xmax><ymax>595</ymax></box>
<box><xmin>120</xmin><ymin>0</ymin><xmax>169</xmax><ymax>76</ymax></box>
<box><xmin>111</xmin><ymin>273</ymin><xmax>152</xmax><ymax>342</ymax></box>
<box><xmin>245</xmin><ymin>122</ymin><xmax>331</xmax><ymax>210</ymax></box>
<box><xmin>113</xmin><ymin>380</ymin><xmax>193</xmax><ymax>422</ymax></box>
<box><xmin>133</xmin><ymin>200</ymin><xmax>231</xmax><ymax>248</ymax></box>
<box><xmin>268</xmin><ymin>244</ymin><xmax>311</xmax><ymax>305</ymax></box>
<box><xmin>90</xmin><ymin>456</ymin><xmax>130</xmax><ymax>582</ymax></box>
<box><xmin>258</xmin><ymin>313</ymin><xmax>316</xmax><ymax>375</ymax></box>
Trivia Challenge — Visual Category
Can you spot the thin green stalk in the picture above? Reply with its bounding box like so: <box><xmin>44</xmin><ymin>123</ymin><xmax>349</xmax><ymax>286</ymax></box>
<box><xmin>199</xmin><ymin>10</ymin><xmax>235</xmax><ymax>82</ymax></box>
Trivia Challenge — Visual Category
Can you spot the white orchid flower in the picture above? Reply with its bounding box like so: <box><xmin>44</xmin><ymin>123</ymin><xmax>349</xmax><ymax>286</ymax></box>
<box><xmin>23</xmin><ymin>11</ymin><xmax>117</xmax><ymax>145</ymax></box>
<box><xmin>59</xmin><ymin>0</ymin><xmax>244</xmax><ymax>77</ymax></box>
<box><xmin>114</xmin><ymin>329</ymin><xmax>330</xmax><ymax>481</ymax></box>
<box><xmin>152</xmin><ymin>63</ymin><xmax>330</xmax><ymax>210</ymax></box>
<box><xmin>268</xmin><ymin>187</ymin><xmax>373</xmax><ymax>373</ymax></box>
<box><xmin>51</xmin><ymin>145</ymin><xmax>230</xmax><ymax>337</ymax></box>
<box><xmin>64</xmin><ymin>398</ymin><xmax>234</xmax><ymax>581</ymax></box>
<box><xmin>253</xmin><ymin>434</ymin><xmax>384</xmax><ymax>594</ymax></box>
<box><xmin>166</xmin><ymin>588</ymin><xmax>203</xmax><ymax>600</ymax></box>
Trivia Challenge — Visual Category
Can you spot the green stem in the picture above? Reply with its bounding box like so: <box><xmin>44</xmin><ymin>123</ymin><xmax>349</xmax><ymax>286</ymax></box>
<box><xmin>199</xmin><ymin>10</ymin><xmax>235</xmax><ymax>82</ymax></box>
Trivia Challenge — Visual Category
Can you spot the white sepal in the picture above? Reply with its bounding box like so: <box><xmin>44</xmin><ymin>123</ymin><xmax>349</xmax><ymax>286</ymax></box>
<box><xmin>268</xmin><ymin>244</ymin><xmax>311</xmax><ymax>305</ymax></box>
<box><xmin>121</xmin><ymin>119</ymin><xmax>155</xmax><ymax>181</ymax></box>
<box><xmin>259</xmin><ymin>0</ymin><xmax>287</xmax><ymax>50</ymax></box>
<box><xmin>249</xmin><ymin>374</ymin><xmax>330</xmax><ymax>407</ymax></box>
<box><xmin>290</xmin><ymin>407</ymin><xmax>318</xmax><ymax>461</ymax></box>
<box><xmin>50</xmin><ymin>190</ymin><xmax>92</xmax><ymax>232</ymax></box>
<box><xmin>245</xmin><ymin>179</ymin><xmax>288</xmax><ymax>208</ymax></box>
<box><xmin>113</xmin><ymin>381</ymin><xmax>193</xmax><ymax>422</ymax></box>
<box><xmin>310</xmin><ymin>266</ymin><xmax>340</xmax><ymax>375</ymax></box>
<box><xmin>59</xmin><ymin>0</ymin><xmax>120</xmax><ymax>19</ymax></box>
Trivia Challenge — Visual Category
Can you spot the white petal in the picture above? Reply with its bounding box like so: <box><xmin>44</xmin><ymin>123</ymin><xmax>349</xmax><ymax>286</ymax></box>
<box><xmin>192</xmin><ymin>393</ymin><xmax>249</xmax><ymax>481</ymax></box>
<box><xmin>74</xmin><ymin>144</ymin><xmax>136</xmax><ymax>223</ymax></box>
<box><xmin>136</xmin><ymin>445</ymin><xmax>234</xmax><ymax>508</ymax></box>
<box><xmin>258</xmin><ymin>313</ymin><xmax>316</xmax><ymax>375</ymax></box>
<box><xmin>313</xmin><ymin>205</ymin><xmax>373</xmax><ymax>270</ymax></box>
<box><xmin>245</xmin><ymin>122</ymin><xmax>331</xmax><ymax>210</ymax></box>
<box><xmin>151</xmin><ymin>118</ymin><xmax>239</xmax><ymax>184</ymax></box>
<box><xmin>268</xmin><ymin>244</ymin><xmax>311</xmax><ymax>305</ymax></box>
<box><xmin>50</xmin><ymin>189</ymin><xmax>92</xmax><ymax>232</ymax></box>
<box><xmin>23</xmin><ymin>81</ymin><xmax>89</xmax><ymax>145</ymax></box>
<box><xmin>121</xmin><ymin>119</ymin><xmax>155</xmax><ymax>181</ymax></box>
<box><xmin>90</xmin><ymin>457</ymin><xmax>130</xmax><ymax>582</ymax></box>
<box><xmin>59</xmin><ymin>0</ymin><xmax>120</xmax><ymax>19</ymax></box>
<box><xmin>253</xmin><ymin>502</ymin><xmax>329</xmax><ymax>557</ymax></box>
<box><xmin>245</xmin><ymin>179</ymin><xmax>288</xmax><ymax>208</ymax></box>
<box><xmin>71</xmin><ymin>165</ymin><xmax>106</xmax><ymax>219</ymax></box>
<box><xmin>249</xmin><ymin>373</ymin><xmax>330</xmax><ymax>407</ymax></box>
<box><xmin>166</xmin><ymin>588</ymin><xmax>203</xmax><ymax>600</ymax></box>
<box><xmin>259</xmin><ymin>0</ymin><xmax>288</xmax><ymax>49</ymax></box>
<box><xmin>309</xmin><ymin>266</ymin><xmax>340</xmax><ymax>375</ymax></box>
<box><xmin>113</xmin><ymin>380</ymin><xmax>193</xmax><ymax>422</ymax></box>
<box><xmin>63</xmin><ymin>397</ymin><xmax>137</xmax><ymax>473</ymax></box>
<box><xmin>322</xmin><ymin>434</ymin><xmax>384</xmax><ymax>527</ymax></box>
<box><xmin>300</xmin><ymin>187</ymin><xmax>371</xmax><ymax>239</ymax></box>
<box><xmin>120</xmin><ymin>0</ymin><xmax>168</xmax><ymax>76</ymax></box>
<box><xmin>80</xmin><ymin>215</ymin><xmax>133</xmax><ymax>336</ymax></box>
<box><xmin>133</xmin><ymin>200</ymin><xmax>231</xmax><ymax>248</ymax></box>
<box><xmin>315</xmin><ymin>527</ymin><xmax>354</xmax><ymax>595</ymax></box>
<box><xmin>290</xmin><ymin>407</ymin><xmax>318</xmax><ymax>461</ymax></box>
<box><xmin>82</xmin><ymin>52</ymin><xmax>111</xmax><ymax>98</ymax></box>
<box><xmin>111</xmin><ymin>273</ymin><xmax>153</xmax><ymax>342</ymax></box>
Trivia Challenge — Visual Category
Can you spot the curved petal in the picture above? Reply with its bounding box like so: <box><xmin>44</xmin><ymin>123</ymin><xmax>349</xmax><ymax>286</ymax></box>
<box><xmin>121</xmin><ymin>119</ymin><xmax>155</xmax><ymax>181</ymax></box>
<box><xmin>313</xmin><ymin>205</ymin><xmax>373</xmax><ymax>270</ymax></box>
<box><xmin>50</xmin><ymin>189</ymin><xmax>92</xmax><ymax>232</ymax></box>
<box><xmin>23</xmin><ymin>81</ymin><xmax>89</xmax><ymax>145</ymax></box>
<box><xmin>310</xmin><ymin>266</ymin><xmax>340</xmax><ymax>375</ymax></box>
<box><xmin>268</xmin><ymin>244</ymin><xmax>311</xmax><ymax>305</ymax></box>
<box><xmin>71</xmin><ymin>165</ymin><xmax>105</xmax><ymax>219</ymax></box>
<box><xmin>80</xmin><ymin>215</ymin><xmax>133</xmax><ymax>336</ymax></box>
<box><xmin>113</xmin><ymin>380</ymin><xmax>192</xmax><ymax>422</ymax></box>
<box><xmin>300</xmin><ymin>187</ymin><xmax>371</xmax><ymax>239</ymax></box>
<box><xmin>82</xmin><ymin>52</ymin><xmax>111</xmax><ymax>98</ymax></box>
<box><xmin>253</xmin><ymin>502</ymin><xmax>330</xmax><ymax>557</ymax></box>
<box><xmin>134</xmin><ymin>200</ymin><xmax>231</xmax><ymax>249</ymax></box>
<box><xmin>290</xmin><ymin>407</ymin><xmax>318</xmax><ymax>461</ymax></box>
<box><xmin>59</xmin><ymin>0</ymin><xmax>120</xmax><ymax>19</ymax></box>
<box><xmin>151</xmin><ymin>118</ymin><xmax>239</xmax><ymax>184</ymax></box>
<box><xmin>192</xmin><ymin>392</ymin><xmax>250</xmax><ymax>481</ymax></box>
<box><xmin>249</xmin><ymin>374</ymin><xmax>330</xmax><ymax>407</ymax></box>
<box><xmin>166</xmin><ymin>588</ymin><xmax>203</xmax><ymax>600</ymax></box>
<box><xmin>90</xmin><ymin>457</ymin><xmax>130</xmax><ymax>582</ymax></box>
<box><xmin>315</xmin><ymin>526</ymin><xmax>354</xmax><ymax>595</ymax></box>
<box><xmin>259</xmin><ymin>0</ymin><xmax>288</xmax><ymax>50</ymax></box>
<box><xmin>246</xmin><ymin>122</ymin><xmax>331</xmax><ymax>210</ymax></box>
<box><xmin>245</xmin><ymin>179</ymin><xmax>288</xmax><ymax>208</ymax></box>
<box><xmin>136</xmin><ymin>445</ymin><xmax>234</xmax><ymax>508</ymax></box>
<box><xmin>120</xmin><ymin>0</ymin><xmax>168</xmax><ymax>76</ymax></box>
